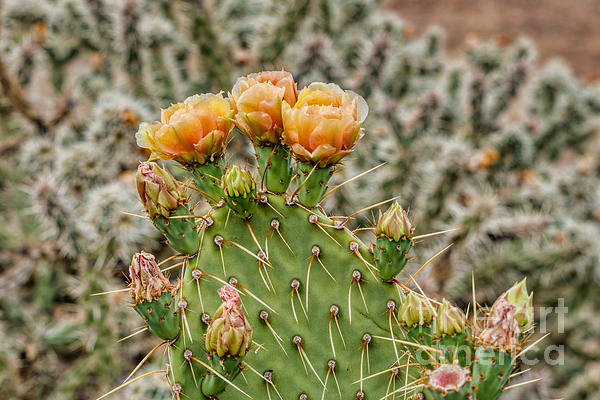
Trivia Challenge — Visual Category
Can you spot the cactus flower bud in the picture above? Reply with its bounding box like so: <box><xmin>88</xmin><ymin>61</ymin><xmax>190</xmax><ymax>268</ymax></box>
<box><xmin>129</xmin><ymin>251</ymin><xmax>170</xmax><ymax>303</ymax></box>
<box><xmin>375</xmin><ymin>202</ymin><xmax>413</xmax><ymax>241</ymax></box>
<box><xmin>222</xmin><ymin>166</ymin><xmax>257</xmax><ymax>219</ymax></box>
<box><xmin>222</xmin><ymin>166</ymin><xmax>256</xmax><ymax>199</ymax></box>
<box><xmin>435</xmin><ymin>299</ymin><xmax>466</xmax><ymax>337</ymax></box>
<box><xmin>282</xmin><ymin>82</ymin><xmax>368</xmax><ymax>167</ymax></box>
<box><xmin>136</xmin><ymin>93</ymin><xmax>234</xmax><ymax>164</ymax></box>
<box><xmin>136</xmin><ymin>162</ymin><xmax>187</xmax><ymax>218</ymax></box>
<box><xmin>399</xmin><ymin>292</ymin><xmax>436</xmax><ymax>326</ymax></box>
<box><xmin>427</xmin><ymin>363</ymin><xmax>470</xmax><ymax>393</ymax></box>
<box><xmin>206</xmin><ymin>286</ymin><xmax>253</xmax><ymax>358</ymax></box>
<box><xmin>230</xmin><ymin>70</ymin><xmax>298</xmax><ymax>145</ymax></box>
<box><xmin>480</xmin><ymin>295</ymin><xmax>520</xmax><ymax>352</ymax></box>
<box><xmin>502</xmin><ymin>278</ymin><xmax>534</xmax><ymax>329</ymax></box>
<box><xmin>374</xmin><ymin>202</ymin><xmax>415</xmax><ymax>280</ymax></box>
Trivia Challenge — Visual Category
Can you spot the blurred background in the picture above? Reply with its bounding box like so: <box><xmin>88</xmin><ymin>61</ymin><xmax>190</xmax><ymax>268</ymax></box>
<box><xmin>1</xmin><ymin>0</ymin><xmax>599</xmax><ymax>399</ymax></box>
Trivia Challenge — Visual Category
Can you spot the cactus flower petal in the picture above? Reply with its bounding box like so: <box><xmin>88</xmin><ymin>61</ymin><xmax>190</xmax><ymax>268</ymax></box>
<box><xmin>136</xmin><ymin>93</ymin><xmax>234</xmax><ymax>164</ymax></box>
<box><xmin>282</xmin><ymin>82</ymin><xmax>368</xmax><ymax>167</ymax></box>
<box><xmin>230</xmin><ymin>70</ymin><xmax>297</xmax><ymax>145</ymax></box>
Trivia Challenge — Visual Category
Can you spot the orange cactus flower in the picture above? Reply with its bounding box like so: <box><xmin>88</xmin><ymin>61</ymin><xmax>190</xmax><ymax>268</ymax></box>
<box><xmin>282</xmin><ymin>82</ymin><xmax>368</xmax><ymax>167</ymax></box>
<box><xmin>136</xmin><ymin>93</ymin><xmax>234</xmax><ymax>164</ymax></box>
<box><xmin>230</xmin><ymin>70</ymin><xmax>298</xmax><ymax>145</ymax></box>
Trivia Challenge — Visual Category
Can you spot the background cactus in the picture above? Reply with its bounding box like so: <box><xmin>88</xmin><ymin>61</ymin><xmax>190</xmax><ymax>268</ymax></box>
<box><xmin>0</xmin><ymin>0</ymin><xmax>598</xmax><ymax>398</ymax></box>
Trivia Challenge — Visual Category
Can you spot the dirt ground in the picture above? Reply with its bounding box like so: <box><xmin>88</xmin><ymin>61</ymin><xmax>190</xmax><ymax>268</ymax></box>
<box><xmin>383</xmin><ymin>0</ymin><xmax>600</xmax><ymax>82</ymax></box>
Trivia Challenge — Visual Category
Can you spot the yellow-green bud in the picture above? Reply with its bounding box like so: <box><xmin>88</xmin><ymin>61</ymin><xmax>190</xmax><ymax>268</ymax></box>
<box><xmin>222</xmin><ymin>166</ymin><xmax>256</xmax><ymax>199</ymax></box>
<box><xmin>375</xmin><ymin>202</ymin><xmax>413</xmax><ymax>241</ymax></box>
<box><xmin>136</xmin><ymin>162</ymin><xmax>187</xmax><ymax>218</ymax></box>
<box><xmin>435</xmin><ymin>299</ymin><xmax>466</xmax><ymax>337</ymax></box>
<box><xmin>205</xmin><ymin>286</ymin><xmax>253</xmax><ymax>357</ymax></box>
<box><xmin>398</xmin><ymin>292</ymin><xmax>436</xmax><ymax>326</ymax></box>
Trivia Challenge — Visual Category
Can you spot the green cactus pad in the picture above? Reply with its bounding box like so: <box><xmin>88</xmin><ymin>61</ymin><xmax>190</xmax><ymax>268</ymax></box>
<box><xmin>374</xmin><ymin>236</ymin><xmax>413</xmax><ymax>280</ymax></box>
<box><xmin>152</xmin><ymin>204</ymin><xmax>201</xmax><ymax>255</ymax></box>
<box><xmin>471</xmin><ymin>347</ymin><xmax>514</xmax><ymax>399</ymax></box>
<box><xmin>167</xmin><ymin>194</ymin><xmax>421</xmax><ymax>399</ymax></box>
<box><xmin>133</xmin><ymin>291</ymin><xmax>179</xmax><ymax>341</ymax></box>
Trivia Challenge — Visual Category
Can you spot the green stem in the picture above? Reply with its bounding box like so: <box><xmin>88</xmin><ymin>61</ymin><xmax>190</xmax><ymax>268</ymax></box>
<box><xmin>254</xmin><ymin>144</ymin><xmax>292</xmax><ymax>193</ymax></box>
<box><xmin>295</xmin><ymin>161</ymin><xmax>333</xmax><ymax>207</ymax></box>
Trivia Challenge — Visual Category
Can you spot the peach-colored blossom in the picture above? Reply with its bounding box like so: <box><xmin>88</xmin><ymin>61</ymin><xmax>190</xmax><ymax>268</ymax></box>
<box><xmin>282</xmin><ymin>82</ymin><xmax>368</xmax><ymax>167</ymax></box>
<box><xmin>230</xmin><ymin>70</ymin><xmax>297</xmax><ymax>145</ymax></box>
<box><xmin>136</xmin><ymin>93</ymin><xmax>234</xmax><ymax>164</ymax></box>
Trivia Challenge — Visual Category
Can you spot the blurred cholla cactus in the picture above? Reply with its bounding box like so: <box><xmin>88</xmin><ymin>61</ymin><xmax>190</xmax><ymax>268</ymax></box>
<box><xmin>81</xmin><ymin>180</ymin><xmax>156</xmax><ymax>262</ymax></box>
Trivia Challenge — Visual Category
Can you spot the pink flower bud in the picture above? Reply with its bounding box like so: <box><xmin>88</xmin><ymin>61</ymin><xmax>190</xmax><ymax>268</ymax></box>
<box><xmin>480</xmin><ymin>296</ymin><xmax>520</xmax><ymax>352</ymax></box>
<box><xmin>375</xmin><ymin>202</ymin><xmax>413</xmax><ymax>241</ymax></box>
<box><xmin>502</xmin><ymin>278</ymin><xmax>534</xmax><ymax>329</ymax></box>
<box><xmin>136</xmin><ymin>162</ymin><xmax>187</xmax><ymax>218</ymax></box>
<box><xmin>205</xmin><ymin>285</ymin><xmax>253</xmax><ymax>358</ymax></box>
<box><xmin>129</xmin><ymin>251</ymin><xmax>170</xmax><ymax>303</ymax></box>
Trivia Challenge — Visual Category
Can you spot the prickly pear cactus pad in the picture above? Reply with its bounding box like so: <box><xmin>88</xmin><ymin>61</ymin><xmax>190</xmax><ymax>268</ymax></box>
<box><xmin>104</xmin><ymin>71</ymin><xmax>537</xmax><ymax>400</ymax></box>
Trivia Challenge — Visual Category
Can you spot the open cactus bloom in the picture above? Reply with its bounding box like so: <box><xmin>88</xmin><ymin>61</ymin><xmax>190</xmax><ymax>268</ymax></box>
<box><xmin>129</xmin><ymin>251</ymin><xmax>170</xmax><ymax>303</ymax></box>
<box><xmin>115</xmin><ymin>72</ymin><xmax>538</xmax><ymax>400</ymax></box>
<box><xmin>205</xmin><ymin>286</ymin><xmax>253</xmax><ymax>358</ymax></box>
<box><xmin>136</xmin><ymin>162</ymin><xmax>187</xmax><ymax>218</ymax></box>
<box><xmin>135</xmin><ymin>93</ymin><xmax>234</xmax><ymax>165</ymax></box>
<box><xmin>282</xmin><ymin>82</ymin><xmax>368</xmax><ymax>167</ymax></box>
<box><xmin>230</xmin><ymin>70</ymin><xmax>298</xmax><ymax>145</ymax></box>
